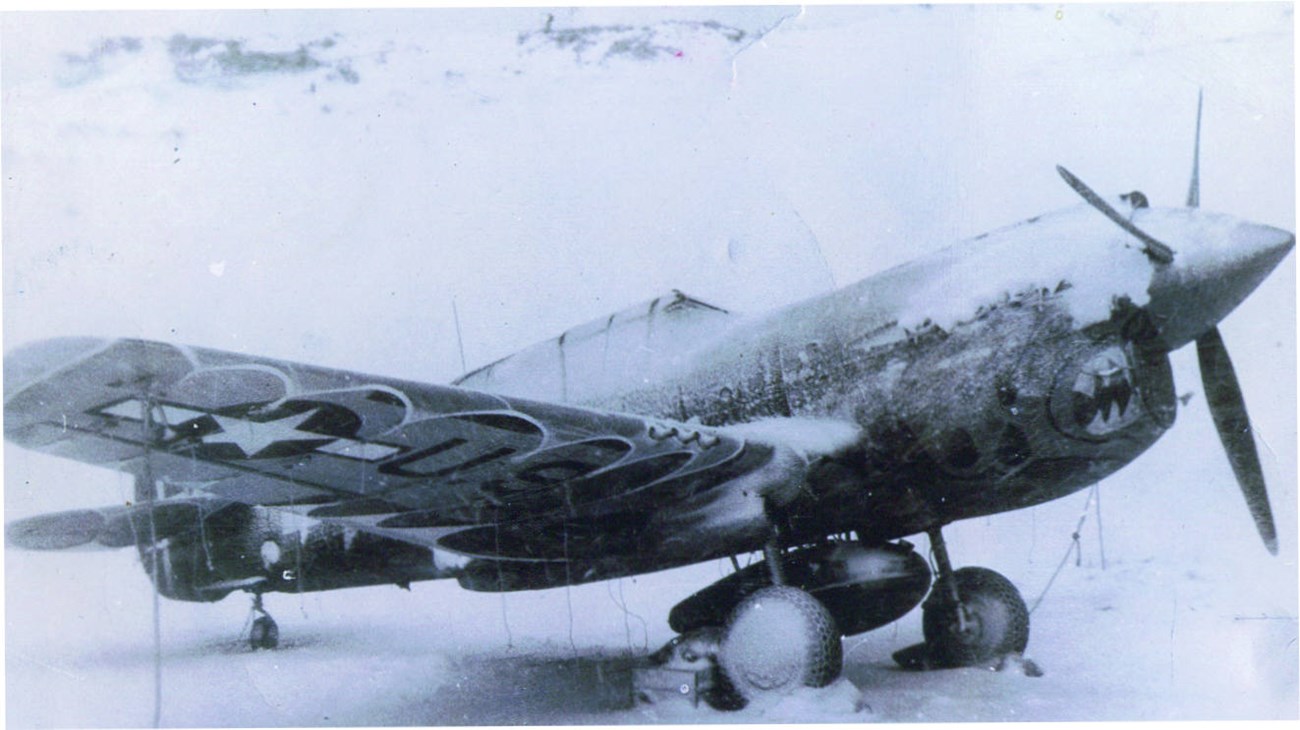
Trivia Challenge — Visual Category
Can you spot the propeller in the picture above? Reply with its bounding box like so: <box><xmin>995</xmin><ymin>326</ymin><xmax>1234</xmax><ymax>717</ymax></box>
<box><xmin>1057</xmin><ymin>90</ymin><xmax>1277</xmax><ymax>555</ymax></box>
<box><xmin>1186</xmin><ymin>88</ymin><xmax>1202</xmax><ymax>208</ymax></box>
<box><xmin>1183</xmin><ymin>91</ymin><xmax>1279</xmax><ymax>555</ymax></box>
<box><xmin>1055</xmin><ymin>165</ymin><xmax>1175</xmax><ymax>264</ymax></box>
<box><xmin>1196</xmin><ymin>327</ymin><xmax>1278</xmax><ymax>554</ymax></box>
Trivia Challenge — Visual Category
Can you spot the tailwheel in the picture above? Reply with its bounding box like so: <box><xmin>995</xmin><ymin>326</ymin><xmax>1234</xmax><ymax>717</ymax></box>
<box><xmin>250</xmin><ymin>615</ymin><xmax>279</xmax><ymax>650</ymax></box>
<box><xmin>718</xmin><ymin>585</ymin><xmax>843</xmax><ymax>702</ymax></box>
<box><xmin>248</xmin><ymin>594</ymin><xmax>279</xmax><ymax>650</ymax></box>
<box><xmin>921</xmin><ymin>566</ymin><xmax>1028</xmax><ymax>668</ymax></box>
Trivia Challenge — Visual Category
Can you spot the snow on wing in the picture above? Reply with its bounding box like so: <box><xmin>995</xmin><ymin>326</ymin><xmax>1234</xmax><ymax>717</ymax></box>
<box><xmin>3</xmin><ymin>338</ymin><xmax>764</xmax><ymax>559</ymax></box>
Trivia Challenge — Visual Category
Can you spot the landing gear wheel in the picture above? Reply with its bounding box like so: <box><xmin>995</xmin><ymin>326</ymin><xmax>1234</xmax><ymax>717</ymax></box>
<box><xmin>248</xmin><ymin>594</ymin><xmax>279</xmax><ymax>650</ymax></box>
<box><xmin>719</xmin><ymin>586</ymin><xmax>842</xmax><ymax>702</ymax></box>
<box><xmin>250</xmin><ymin>614</ymin><xmax>279</xmax><ymax>650</ymax></box>
<box><xmin>921</xmin><ymin>567</ymin><xmax>1028</xmax><ymax>668</ymax></box>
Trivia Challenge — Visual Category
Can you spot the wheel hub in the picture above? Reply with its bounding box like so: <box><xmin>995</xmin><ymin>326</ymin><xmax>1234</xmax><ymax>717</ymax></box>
<box><xmin>953</xmin><ymin>610</ymin><xmax>984</xmax><ymax>644</ymax></box>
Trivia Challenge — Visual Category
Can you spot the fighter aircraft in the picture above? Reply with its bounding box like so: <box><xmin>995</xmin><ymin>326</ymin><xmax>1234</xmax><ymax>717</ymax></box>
<box><xmin>6</xmin><ymin>100</ymin><xmax>1292</xmax><ymax>707</ymax></box>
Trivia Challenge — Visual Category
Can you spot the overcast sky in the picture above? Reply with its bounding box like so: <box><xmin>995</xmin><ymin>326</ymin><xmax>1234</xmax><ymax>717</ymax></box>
<box><xmin>3</xmin><ymin>5</ymin><xmax>1292</xmax><ymax>382</ymax></box>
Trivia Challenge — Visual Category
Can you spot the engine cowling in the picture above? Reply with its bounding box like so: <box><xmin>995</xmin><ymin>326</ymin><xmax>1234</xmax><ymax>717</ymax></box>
<box><xmin>669</xmin><ymin>541</ymin><xmax>931</xmax><ymax>637</ymax></box>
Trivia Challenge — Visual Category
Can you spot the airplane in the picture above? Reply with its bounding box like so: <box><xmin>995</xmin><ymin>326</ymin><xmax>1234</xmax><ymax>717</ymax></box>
<box><xmin>5</xmin><ymin>98</ymin><xmax>1292</xmax><ymax>709</ymax></box>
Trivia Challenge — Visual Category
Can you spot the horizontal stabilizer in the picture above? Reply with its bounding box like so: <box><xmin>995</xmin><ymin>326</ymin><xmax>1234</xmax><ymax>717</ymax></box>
<box><xmin>7</xmin><ymin>498</ymin><xmax>228</xmax><ymax>551</ymax></box>
<box><xmin>7</xmin><ymin>509</ymin><xmax>109</xmax><ymax>550</ymax></box>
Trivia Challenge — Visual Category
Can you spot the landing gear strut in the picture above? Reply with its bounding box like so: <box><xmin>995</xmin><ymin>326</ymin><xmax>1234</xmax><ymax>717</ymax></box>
<box><xmin>644</xmin><ymin>526</ymin><xmax>844</xmax><ymax>709</ymax></box>
<box><xmin>894</xmin><ymin>526</ymin><xmax>1029</xmax><ymax>670</ymax></box>
<box><xmin>248</xmin><ymin>593</ymin><xmax>279</xmax><ymax>650</ymax></box>
<box><xmin>717</xmin><ymin>528</ymin><xmax>842</xmax><ymax>700</ymax></box>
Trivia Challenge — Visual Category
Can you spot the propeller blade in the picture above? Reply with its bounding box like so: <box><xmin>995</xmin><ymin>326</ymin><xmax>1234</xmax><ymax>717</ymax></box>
<box><xmin>1056</xmin><ymin>165</ymin><xmax>1176</xmax><ymax>264</ymax></box>
<box><xmin>1187</xmin><ymin>89</ymin><xmax>1203</xmax><ymax>208</ymax></box>
<box><xmin>1196</xmin><ymin>326</ymin><xmax>1278</xmax><ymax>555</ymax></box>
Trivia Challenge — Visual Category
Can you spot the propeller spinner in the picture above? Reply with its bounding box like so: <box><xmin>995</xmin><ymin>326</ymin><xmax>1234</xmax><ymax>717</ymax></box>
<box><xmin>1057</xmin><ymin>92</ymin><xmax>1285</xmax><ymax>554</ymax></box>
<box><xmin>1183</xmin><ymin>92</ymin><xmax>1279</xmax><ymax>555</ymax></box>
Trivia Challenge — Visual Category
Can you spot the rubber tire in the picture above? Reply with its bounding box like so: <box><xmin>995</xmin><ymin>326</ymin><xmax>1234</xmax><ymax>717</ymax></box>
<box><xmin>922</xmin><ymin>567</ymin><xmax>1028</xmax><ymax>667</ymax></box>
<box><xmin>250</xmin><ymin>615</ymin><xmax>279</xmax><ymax>650</ymax></box>
<box><xmin>719</xmin><ymin>586</ymin><xmax>842</xmax><ymax>701</ymax></box>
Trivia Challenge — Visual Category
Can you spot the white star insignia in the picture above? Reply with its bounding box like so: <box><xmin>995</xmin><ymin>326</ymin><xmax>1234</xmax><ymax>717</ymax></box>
<box><xmin>97</xmin><ymin>398</ymin><xmax>402</xmax><ymax>462</ymax></box>
<box><xmin>203</xmin><ymin>409</ymin><xmax>330</xmax><ymax>458</ymax></box>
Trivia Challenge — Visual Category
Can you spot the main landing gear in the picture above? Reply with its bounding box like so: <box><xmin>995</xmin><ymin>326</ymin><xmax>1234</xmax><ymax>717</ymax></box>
<box><xmin>892</xmin><ymin>526</ymin><xmax>1029</xmax><ymax>670</ymax></box>
<box><xmin>248</xmin><ymin>593</ymin><xmax>279</xmax><ymax>650</ymax></box>
<box><xmin>646</xmin><ymin>535</ymin><xmax>845</xmax><ymax>710</ymax></box>
<box><xmin>645</xmin><ymin>524</ymin><xmax>1032</xmax><ymax>709</ymax></box>
<box><xmin>720</xmin><ymin>585</ymin><xmax>842</xmax><ymax>700</ymax></box>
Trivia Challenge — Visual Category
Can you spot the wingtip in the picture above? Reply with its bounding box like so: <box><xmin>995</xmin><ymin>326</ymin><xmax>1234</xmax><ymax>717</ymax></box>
<box><xmin>5</xmin><ymin>337</ymin><xmax>111</xmax><ymax>398</ymax></box>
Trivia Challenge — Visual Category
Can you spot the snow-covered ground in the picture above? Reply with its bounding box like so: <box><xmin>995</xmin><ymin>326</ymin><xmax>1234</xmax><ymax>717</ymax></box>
<box><xmin>4</xmin><ymin>5</ymin><xmax>1295</xmax><ymax>726</ymax></box>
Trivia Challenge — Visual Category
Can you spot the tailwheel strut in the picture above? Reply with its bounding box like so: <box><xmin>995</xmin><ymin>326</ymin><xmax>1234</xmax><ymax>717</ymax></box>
<box><xmin>248</xmin><ymin>593</ymin><xmax>279</xmax><ymax>651</ymax></box>
<box><xmin>893</xmin><ymin>525</ymin><xmax>1030</xmax><ymax>670</ymax></box>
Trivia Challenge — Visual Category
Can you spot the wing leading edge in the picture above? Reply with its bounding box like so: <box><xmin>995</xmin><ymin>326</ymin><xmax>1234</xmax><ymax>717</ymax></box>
<box><xmin>5</xmin><ymin>338</ymin><xmax>810</xmax><ymax>580</ymax></box>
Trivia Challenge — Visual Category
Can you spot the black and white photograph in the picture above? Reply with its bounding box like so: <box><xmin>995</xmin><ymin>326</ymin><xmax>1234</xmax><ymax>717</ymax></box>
<box><xmin>3</xmin><ymin>4</ymin><xmax>1295</xmax><ymax>726</ymax></box>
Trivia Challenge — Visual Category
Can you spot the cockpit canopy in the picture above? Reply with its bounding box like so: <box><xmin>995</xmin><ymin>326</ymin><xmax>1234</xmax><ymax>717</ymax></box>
<box><xmin>454</xmin><ymin>290</ymin><xmax>735</xmax><ymax>404</ymax></box>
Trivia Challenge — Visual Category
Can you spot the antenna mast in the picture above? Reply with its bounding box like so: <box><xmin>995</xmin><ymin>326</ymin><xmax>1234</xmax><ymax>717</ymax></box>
<box><xmin>451</xmin><ymin>298</ymin><xmax>468</xmax><ymax>374</ymax></box>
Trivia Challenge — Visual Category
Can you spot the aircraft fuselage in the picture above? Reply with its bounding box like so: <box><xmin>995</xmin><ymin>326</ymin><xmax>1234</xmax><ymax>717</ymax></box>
<box><xmin>460</xmin><ymin>199</ymin><xmax>1290</xmax><ymax>551</ymax></box>
<box><xmin>599</xmin><ymin>265</ymin><xmax>1174</xmax><ymax>543</ymax></box>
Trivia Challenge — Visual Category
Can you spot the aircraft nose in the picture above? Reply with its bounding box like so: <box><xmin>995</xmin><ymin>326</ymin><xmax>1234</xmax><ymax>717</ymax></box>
<box><xmin>1147</xmin><ymin>215</ymin><xmax>1294</xmax><ymax>350</ymax></box>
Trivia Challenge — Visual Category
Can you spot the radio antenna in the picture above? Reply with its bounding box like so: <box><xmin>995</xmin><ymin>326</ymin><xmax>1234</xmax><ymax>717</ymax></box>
<box><xmin>451</xmin><ymin>297</ymin><xmax>468</xmax><ymax>374</ymax></box>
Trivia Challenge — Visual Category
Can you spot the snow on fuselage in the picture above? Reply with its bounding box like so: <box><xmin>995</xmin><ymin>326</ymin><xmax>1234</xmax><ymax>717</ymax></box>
<box><xmin>457</xmin><ymin>201</ymin><xmax>1290</xmax><ymax>541</ymax></box>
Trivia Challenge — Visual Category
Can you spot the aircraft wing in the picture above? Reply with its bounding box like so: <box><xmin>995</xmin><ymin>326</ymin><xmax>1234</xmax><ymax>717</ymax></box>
<box><xmin>5</xmin><ymin>338</ymin><xmax>793</xmax><ymax>569</ymax></box>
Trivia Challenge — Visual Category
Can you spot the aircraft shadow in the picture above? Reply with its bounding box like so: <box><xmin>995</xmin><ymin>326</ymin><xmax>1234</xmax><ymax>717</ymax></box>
<box><xmin>401</xmin><ymin>650</ymin><xmax>645</xmax><ymax>724</ymax></box>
